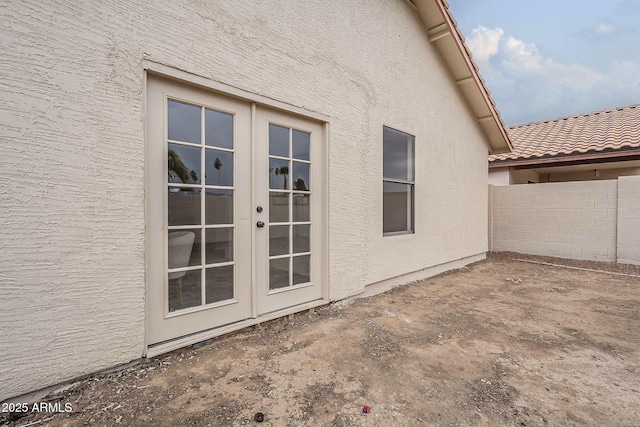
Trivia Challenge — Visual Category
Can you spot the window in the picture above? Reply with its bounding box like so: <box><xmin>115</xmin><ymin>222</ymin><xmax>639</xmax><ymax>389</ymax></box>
<box><xmin>166</xmin><ymin>99</ymin><xmax>236</xmax><ymax>312</ymax></box>
<box><xmin>267</xmin><ymin>124</ymin><xmax>312</xmax><ymax>290</ymax></box>
<box><xmin>383</xmin><ymin>126</ymin><xmax>414</xmax><ymax>235</ymax></box>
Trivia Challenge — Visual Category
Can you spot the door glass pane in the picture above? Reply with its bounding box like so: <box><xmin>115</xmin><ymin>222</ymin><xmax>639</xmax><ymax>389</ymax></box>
<box><xmin>205</xmin><ymin>228</ymin><xmax>233</xmax><ymax>264</ymax></box>
<box><xmin>293</xmin><ymin>255</ymin><xmax>310</xmax><ymax>285</ymax></box>
<box><xmin>292</xmin><ymin>161</ymin><xmax>310</xmax><ymax>191</ymax></box>
<box><xmin>292</xmin><ymin>129</ymin><xmax>310</xmax><ymax>160</ymax></box>
<box><xmin>205</xmin><ymin>109</ymin><xmax>233</xmax><ymax>149</ymax></box>
<box><xmin>168</xmin><ymin>143</ymin><xmax>201</xmax><ymax>184</ymax></box>
<box><xmin>292</xmin><ymin>194</ymin><xmax>310</xmax><ymax>222</ymax></box>
<box><xmin>293</xmin><ymin>224</ymin><xmax>310</xmax><ymax>254</ymax></box>
<box><xmin>205</xmin><ymin>265</ymin><xmax>234</xmax><ymax>303</ymax></box>
<box><xmin>169</xmin><ymin>269</ymin><xmax>201</xmax><ymax>312</ymax></box>
<box><xmin>383</xmin><ymin>182</ymin><xmax>412</xmax><ymax>233</ymax></box>
<box><xmin>168</xmin><ymin>188</ymin><xmax>201</xmax><ymax>226</ymax></box>
<box><xmin>205</xmin><ymin>189</ymin><xmax>233</xmax><ymax>225</ymax></box>
<box><xmin>168</xmin><ymin>229</ymin><xmax>201</xmax><ymax>267</ymax></box>
<box><xmin>168</xmin><ymin>100</ymin><xmax>201</xmax><ymax>144</ymax></box>
<box><xmin>269</xmin><ymin>225</ymin><xmax>289</xmax><ymax>256</ymax></box>
<box><xmin>269</xmin><ymin>158</ymin><xmax>290</xmax><ymax>190</ymax></box>
<box><xmin>269</xmin><ymin>258</ymin><xmax>290</xmax><ymax>290</ymax></box>
<box><xmin>269</xmin><ymin>192</ymin><xmax>289</xmax><ymax>223</ymax></box>
<box><xmin>205</xmin><ymin>149</ymin><xmax>233</xmax><ymax>187</ymax></box>
<box><xmin>269</xmin><ymin>124</ymin><xmax>289</xmax><ymax>157</ymax></box>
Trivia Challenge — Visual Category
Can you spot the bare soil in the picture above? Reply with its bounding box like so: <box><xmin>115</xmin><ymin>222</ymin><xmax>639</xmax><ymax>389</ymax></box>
<box><xmin>4</xmin><ymin>253</ymin><xmax>640</xmax><ymax>427</ymax></box>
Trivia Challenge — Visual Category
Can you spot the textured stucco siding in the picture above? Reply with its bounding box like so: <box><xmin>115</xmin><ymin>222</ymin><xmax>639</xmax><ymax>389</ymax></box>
<box><xmin>617</xmin><ymin>176</ymin><xmax>640</xmax><ymax>265</ymax></box>
<box><xmin>0</xmin><ymin>1</ymin><xmax>147</xmax><ymax>401</ymax></box>
<box><xmin>0</xmin><ymin>0</ymin><xmax>491</xmax><ymax>400</ymax></box>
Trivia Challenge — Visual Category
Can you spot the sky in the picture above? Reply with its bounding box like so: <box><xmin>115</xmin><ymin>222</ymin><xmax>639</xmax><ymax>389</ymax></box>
<box><xmin>447</xmin><ymin>0</ymin><xmax>640</xmax><ymax>126</ymax></box>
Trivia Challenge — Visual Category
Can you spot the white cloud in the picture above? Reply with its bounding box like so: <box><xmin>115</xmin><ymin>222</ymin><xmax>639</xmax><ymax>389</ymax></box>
<box><xmin>593</xmin><ymin>22</ymin><xmax>616</xmax><ymax>36</ymax></box>
<box><xmin>502</xmin><ymin>37</ymin><xmax>545</xmax><ymax>72</ymax></box>
<box><xmin>465</xmin><ymin>26</ymin><xmax>503</xmax><ymax>63</ymax></box>
<box><xmin>464</xmin><ymin>26</ymin><xmax>640</xmax><ymax>125</ymax></box>
<box><xmin>500</xmin><ymin>36</ymin><xmax>601</xmax><ymax>90</ymax></box>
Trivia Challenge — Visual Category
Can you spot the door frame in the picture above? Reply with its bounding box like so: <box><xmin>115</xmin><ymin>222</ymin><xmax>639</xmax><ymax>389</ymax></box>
<box><xmin>144</xmin><ymin>63</ymin><xmax>330</xmax><ymax>357</ymax></box>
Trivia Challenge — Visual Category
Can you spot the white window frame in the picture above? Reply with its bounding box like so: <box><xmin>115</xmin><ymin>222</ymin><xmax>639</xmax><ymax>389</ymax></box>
<box><xmin>382</xmin><ymin>126</ymin><xmax>415</xmax><ymax>236</ymax></box>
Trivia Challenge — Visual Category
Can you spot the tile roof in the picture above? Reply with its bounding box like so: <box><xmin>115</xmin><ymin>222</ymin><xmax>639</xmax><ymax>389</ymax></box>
<box><xmin>489</xmin><ymin>104</ymin><xmax>640</xmax><ymax>165</ymax></box>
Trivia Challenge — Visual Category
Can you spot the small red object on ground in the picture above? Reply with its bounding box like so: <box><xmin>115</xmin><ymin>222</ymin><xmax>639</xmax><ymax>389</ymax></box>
<box><xmin>362</xmin><ymin>405</ymin><xmax>371</xmax><ymax>414</ymax></box>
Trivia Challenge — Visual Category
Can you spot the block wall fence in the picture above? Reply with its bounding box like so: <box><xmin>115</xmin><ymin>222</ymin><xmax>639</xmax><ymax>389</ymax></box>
<box><xmin>488</xmin><ymin>176</ymin><xmax>640</xmax><ymax>266</ymax></box>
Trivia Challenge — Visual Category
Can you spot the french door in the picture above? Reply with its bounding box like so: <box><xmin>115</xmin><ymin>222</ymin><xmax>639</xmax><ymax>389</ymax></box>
<box><xmin>255</xmin><ymin>108</ymin><xmax>324</xmax><ymax>315</ymax></box>
<box><xmin>146</xmin><ymin>75</ymin><xmax>324</xmax><ymax>346</ymax></box>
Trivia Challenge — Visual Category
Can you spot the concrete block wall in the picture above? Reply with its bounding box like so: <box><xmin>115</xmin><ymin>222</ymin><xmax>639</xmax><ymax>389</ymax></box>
<box><xmin>490</xmin><ymin>180</ymin><xmax>619</xmax><ymax>261</ymax></box>
<box><xmin>617</xmin><ymin>176</ymin><xmax>640</xmax><ymax>266</ymax></box>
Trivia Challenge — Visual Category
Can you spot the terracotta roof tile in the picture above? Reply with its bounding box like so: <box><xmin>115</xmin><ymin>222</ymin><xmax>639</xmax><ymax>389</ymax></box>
<box><xmin>489</xmin><ymin>104</ymin><xmax>640</xmax><ymax>164</ymax></box>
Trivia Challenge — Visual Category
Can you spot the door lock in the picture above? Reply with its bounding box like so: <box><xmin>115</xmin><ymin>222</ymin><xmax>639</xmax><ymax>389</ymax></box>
<box><xmin>256</xmin><ymin>221</ymin><xmax>265</xmax><ymax>228</ymax></box>
<box><xmin>256</xmin><ymin>206</ymin><xmax>263</xmax><ymax>213</ymax></box>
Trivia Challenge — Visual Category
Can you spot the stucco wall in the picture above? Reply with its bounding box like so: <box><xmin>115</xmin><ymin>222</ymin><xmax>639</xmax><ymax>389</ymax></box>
<box><xmin>0</xmin><ymin>0</ymin><xmax>491</xmax><ymax>400</ymax></box>
<box><xmin>488</xmin><ymin>168</ymin><xmax>511</xmax><ymax>186</ymax></box>
<box><xmin>491</xmin><ymin>181</ymin><xmax>619</xmax><ymax>261</ymax></box>
<box><xmin>490</xmin><ymin>165</ymin><xmax>640</xmax><ymax>187</ymax></box>
<box><xmin>511</xmin><ymin>169</ymin><xmax>542</xmax><ymax>185</ymax></box>
<box><xmin>549</xmin><ymin>167</ymin><xmax>640</xmax><ymax>182</ymax></box>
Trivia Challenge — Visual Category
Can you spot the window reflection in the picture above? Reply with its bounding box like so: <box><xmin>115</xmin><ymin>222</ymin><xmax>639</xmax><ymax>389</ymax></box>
<box><xmin>205</xmin><ymin>266</ymin><xmax>234</xmax><ymax>303</ymax></box>
<box><xmin>269</xmin><ymin>225</ymin><xmax>289</xmax><ymax>256</ymax></box>
<box><xmin>292</xmin><ymin>161</ymin><xmax>309</xmax><ymax>191</ymax></box>
<box><xmin>168</xmin><ymin>143</ymin><xmax>200</xmax><ymax>184</ymax></box>
<box><xmin>205</xmin><ymin>149</ymin><xmax>233</xmax><ymax>186</ymax></box>
<box><xmin>168</xmin><ymin>188</ymin><xmax>201</xmax><ymax>225</ymax></box>
<box><xmin>205</xmin><ymin>189</ymin><xmax>233</xmax><ymax>225</ymax></box>
<box><xmin>269</xmin><ymin>192</ymin><xmax>289</xmax><ymax>223</ymax></box>
<box><xmin>205</xmin><ymin>109</ymin><xmax>233</xmax><ymax>149</ymax></box>
<box><xmin>269</xmin><ymin>258</ymin><xmax>290</xmax><ymax>290</ymax></box>
<box><xmin>293</xmin><ymin>255</ymin><xmax>310</xmax><ymax>285</ymax></box>
<box><xmin>292</xmin><ymin>130</ymin><xmax>310</xmax><ymax>160</ymax></box>
<box><xmin>168</xmin><ymin>100</ymin><xmax>201</xmax><ymax>144</ymax></box>
<box><xmin>383</xmin><ymin>127</ymin><xmax>414</xmax><ymax>181</ymax></box>
<box><xmin>292</xmin><ymin>194</ymin><xmax>310</xmax><ymax>222</ymax></box>
<box><xmin>269</xmin><ymin>124</ymin><xmax>289</xmax><ymax>157</ymax></box>
<box><xmin>269</xmin><ymin>158</ymin><xmax>290</xmax><ymax>190</ymax></box>
<box><xmin>383</xmin><ymin>182</ymin><xmax>411</xmax><ymax>233</ymax></box>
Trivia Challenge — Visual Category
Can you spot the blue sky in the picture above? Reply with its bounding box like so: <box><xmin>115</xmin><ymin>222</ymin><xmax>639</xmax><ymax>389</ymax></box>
<box><xmin>447</xmin><ymin>0</ymin><xmax>640</xmax><ymax>126</ymax></box>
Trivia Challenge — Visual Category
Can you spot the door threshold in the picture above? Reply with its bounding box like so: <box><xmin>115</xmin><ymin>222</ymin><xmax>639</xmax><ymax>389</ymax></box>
<box><xmin>145</xmin><ymin>299</ymin><xmax>328</xmax><ymax>358</ymax></box>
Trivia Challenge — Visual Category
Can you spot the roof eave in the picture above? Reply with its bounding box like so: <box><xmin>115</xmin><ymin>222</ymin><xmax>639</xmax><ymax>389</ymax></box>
<box><xmin>489</xmin><ymin>149</ymin><xmax>640</xmax><ymax>169</ymax></box>
<box><xmin>412</xmin><ymin>0</ymin><xmax>513</xmax><ymax>154</ymax></box>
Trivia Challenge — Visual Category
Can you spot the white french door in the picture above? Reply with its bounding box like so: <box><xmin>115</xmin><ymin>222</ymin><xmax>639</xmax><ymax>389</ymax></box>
<box><xmin>255</xmin><ymin>108</ymin><xmax>324</xmax><ymax>315</ymax></box>
<box><xmin>146</xmin><ymin>75</ymin><xmax>324</xmax><ymax>347</ymax></box>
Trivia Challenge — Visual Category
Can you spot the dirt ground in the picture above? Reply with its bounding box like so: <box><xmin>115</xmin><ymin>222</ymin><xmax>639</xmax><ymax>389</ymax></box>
<box><xmin>3</xmin><ymin>252</ymin><xmax>640</xmax><ymax>427</ymax></box>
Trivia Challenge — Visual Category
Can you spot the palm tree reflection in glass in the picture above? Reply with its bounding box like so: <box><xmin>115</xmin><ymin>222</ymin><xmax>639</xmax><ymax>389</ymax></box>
<box><xmin>274</xmin><ymin>166</ymin><xmax>289</xmax><ymax>189</ymax></box>
<box><xmin>214</xmin><ymin>157</ymin><xmax>223</xmax><ymax>184</ymax></box>
<box><xmin>168</xmin><ymin>149</ymin><xmax>198</xmax><ymax>183</ymax></box>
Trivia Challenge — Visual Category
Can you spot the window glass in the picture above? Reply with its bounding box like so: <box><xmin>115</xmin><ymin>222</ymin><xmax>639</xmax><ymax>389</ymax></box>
<box><xmin>205</xmin><ymin>189</ymin><xmax>233</xmax><ymax>225</ymax></box>
<box><xmin>205</xmin><ymin>109</ymin><xmax>233</xmax><ymax>149</ymax></box>
<box><xmin>269</xmin><ymin>158</ymin><xmax>290</xmax><ymax>190</ymax></box>
<box><xmin>166</xmin><ymin>99</ymin><xmax>237</xmax><ymax>312</ymax></box>
<box><xmin>168</xmin><ymin>100</ymin><xmax>201</xmax><ymax>144</ymax></box>
<box><xmin>383</xmin><ymin>126</ymin><xmax>415</xmax><ymax>235</ymax></box>
<box><xmin>383</xmin><ymin>182</ymin><xmax>411</xmax><ymax>234</ymax></box>
<box><xmin>205</xmin><ymin>149</ymin><xmax>233</xmax><ymax>186</ymax></box>
<box><xmin>269</xmin><ymin>124</ymin><xmax>289</xmax><ymax>157</ymax></box>
<box><xmin>168</xmin><ymin>143</ymin><xmax>200</xmax><ymax>184</ymax></box>
<box><xmin>292</xmin><ymin>161</ymin><xmax>310</xmax><ymax>191</ymax></box>
<box><xmin>292</xmin><ymin>130</ymin><xmax>310</xmax><ymax>160</ymax></box>
<box><xmin>383</xmin><ymin>127</ymin><xmax>414</xmax><ymax>181</ymax></box>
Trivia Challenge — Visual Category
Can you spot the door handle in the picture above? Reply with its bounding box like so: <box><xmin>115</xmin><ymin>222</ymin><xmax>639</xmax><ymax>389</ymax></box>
<box><xmin>257</xmin><ymin>221</ymin><xmax>265</xmax><ymax>228</ymax></box>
